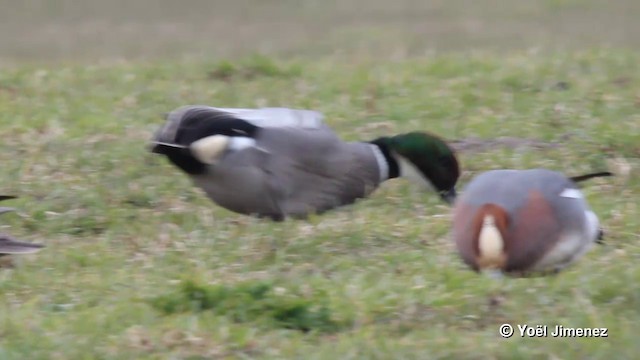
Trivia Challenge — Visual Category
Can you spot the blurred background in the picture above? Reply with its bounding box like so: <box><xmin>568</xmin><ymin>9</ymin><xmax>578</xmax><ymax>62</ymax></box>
<box><xmin>1</xmin><ymin>0</ymin><xmax>638</xmax><ymax>63</ymax></box>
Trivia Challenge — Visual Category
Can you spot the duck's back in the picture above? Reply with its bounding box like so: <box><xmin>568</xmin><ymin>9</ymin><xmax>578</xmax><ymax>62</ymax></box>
<box><xmin>461</xmin><ymin>169</ymin><xmax>574</xmax><ymax>211</ymax></box>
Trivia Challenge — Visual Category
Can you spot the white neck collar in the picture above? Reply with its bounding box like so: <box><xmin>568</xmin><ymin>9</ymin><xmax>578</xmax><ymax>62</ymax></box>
<box><xmin>369</xmin><ymin>144</ymin><xmax>389</xmax><ymax>182</ymax></box>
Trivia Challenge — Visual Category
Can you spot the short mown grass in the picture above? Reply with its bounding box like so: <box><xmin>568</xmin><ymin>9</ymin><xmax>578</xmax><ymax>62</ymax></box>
<box><xmin>149</xmin><ymin>279</ymin><xmax>344</xmax><ymax>333</ymax></box>
<box><xmin>0</xmin><ymin>50</ymin><xmax>639</xmax><ymax>359</ymax></box>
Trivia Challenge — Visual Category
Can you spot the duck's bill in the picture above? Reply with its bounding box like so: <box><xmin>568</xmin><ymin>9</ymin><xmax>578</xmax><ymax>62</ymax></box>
<box><xmin>0</xmin><ymin>236</ymin><xmax>45</xmax><ymax>254</ymax></box>
<box><xmin>0</xmin><ymin>195</ymin><xmax>17</xmax><ymax>202</ymax></box>
<box><xmin>149</xmin><ymin>141</ymin><xmax>188</xmax><ymax>154</ymax></box>
<box><xmin>440</xmin><ymin>188</ymin><xmax>457</xmax><ymax>205</ymax></box>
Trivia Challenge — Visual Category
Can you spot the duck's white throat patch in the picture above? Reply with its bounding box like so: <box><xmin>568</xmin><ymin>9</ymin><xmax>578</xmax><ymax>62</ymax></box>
<box><xmin>396</xmin><ymin>154</ymin><xmax>433</xmax><ymax>190</ymax></box>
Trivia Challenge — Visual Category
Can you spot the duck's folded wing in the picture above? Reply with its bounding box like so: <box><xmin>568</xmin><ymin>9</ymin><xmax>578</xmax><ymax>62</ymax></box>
<box><xmin>212</xmin><ymin>148</ymin><xmax>288</xmax><ymax>219</ymax></box>
<box><xmin>167</xmin><ymin>105</ymin><xmax>325</xmax><ymax>131</ymax></box>
<box><xmin>214</xmin><ymin>107</ymin><xmax>325</xmax><ymax>129</ymax></box>
<box><xmin>269</xmin><ymin>158</ymin><xmax>379</xmax><ymax>218</ymax></box>
<box><xmin>154</xmin><ymin>105</ymin><xmax>328</xmax><ymax>145</ymax></box>
<box><xmin>256</xmin><ymin>132</ymin><xmax>379</xmax><ymax>217</ymax></box>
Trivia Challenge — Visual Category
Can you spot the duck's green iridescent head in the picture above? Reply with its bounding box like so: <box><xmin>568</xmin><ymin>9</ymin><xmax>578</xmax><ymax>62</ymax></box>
<box><xmin>375</xmin><ymin>131</ymin><xmax>460</xmax><ymax>203</ymax></box>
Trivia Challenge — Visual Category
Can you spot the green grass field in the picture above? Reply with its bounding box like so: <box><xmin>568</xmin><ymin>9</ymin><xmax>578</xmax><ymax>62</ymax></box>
<box><xmin>1</xmin><ymin>51</ymin><xmax>638</xmax><ymax>360</ymax></box>
<box><xmin>1</xmin><ymin>1</ymin><xmax>639</xmax><ymax>359</ymax></box>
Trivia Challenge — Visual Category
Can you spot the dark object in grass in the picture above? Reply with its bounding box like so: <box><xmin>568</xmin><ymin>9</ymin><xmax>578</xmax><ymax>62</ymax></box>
<box><xmin>1</xmin><ymin>196</ymin><xmax>45</xmax><ymax>256</ymax></box>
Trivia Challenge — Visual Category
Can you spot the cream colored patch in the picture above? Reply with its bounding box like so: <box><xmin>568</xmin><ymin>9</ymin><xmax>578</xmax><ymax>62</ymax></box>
<box><xmin>559</xmin><ymin>188</ymin><xmax>583</xmax><ymax>199</ymax></box>
<box><xmin>190</xmin><ymin>135</ymin><xmax>230</xmax><ymax>164</ymax></box>
<box><xmin>477</xmin><ymin>215</ymin><xmax>506</xmax><ymax>269</ymax></box>
<box><xmin>395</xmin><ymin>154</ymin><xmax>433</xmax><ymax>190</ymax></box>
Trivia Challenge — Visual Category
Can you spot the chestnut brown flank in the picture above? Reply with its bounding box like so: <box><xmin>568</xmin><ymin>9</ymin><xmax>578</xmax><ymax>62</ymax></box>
<box><xmin>504</xmin><ymin>190</ymin><xmax>561</xmax><ymax>273</ymax></box>
<box><xmin>452</xmin><ymin>203</ymin><xmax>478</xmax><ymax>270</ymax></box>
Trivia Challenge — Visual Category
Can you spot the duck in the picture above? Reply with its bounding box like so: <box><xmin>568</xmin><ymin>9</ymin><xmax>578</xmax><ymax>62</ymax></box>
<box><xmin>451</xmin><ymin>169</ymin><xmax>611</xmax><ymax>277</ymax></box>
<box><xmin>150</xmin><ymin>105</ymin><xmax>460</xmax><ymax>220</ymax></box>
<box><xmin>0</xmin><ymin>196</ymin><xmax>45</xmax><ymax>256</ymax></box>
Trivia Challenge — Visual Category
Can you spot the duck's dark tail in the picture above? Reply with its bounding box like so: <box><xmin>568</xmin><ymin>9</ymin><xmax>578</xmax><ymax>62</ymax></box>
<box><xmin>570</xmin><ymin>172</ymin><xmax>613</xmax><ymax>183</ymax></box>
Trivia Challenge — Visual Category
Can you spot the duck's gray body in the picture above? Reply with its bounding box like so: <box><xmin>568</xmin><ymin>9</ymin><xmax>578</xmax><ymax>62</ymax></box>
<box><xmin>153</xmin><ymin>106</ymin><xmax>386</xmax><ymax>220</ymax></box>
<box><xmin>453</xmin><ymin>169</ymin><xmax>601</xmax><ymax>274</ymax></box>
<box><xmin>191</xmin><ymin>126</ymin><xmax>383</xmax><ymax>220</ymax></box>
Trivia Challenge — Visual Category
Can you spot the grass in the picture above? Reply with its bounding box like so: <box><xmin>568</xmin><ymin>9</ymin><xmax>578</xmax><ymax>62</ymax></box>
<box><xmin>149</xmin><ymin>279</ymin><xmax>344</xmax><ymax>333</ymax></box>
<box><xmin>0</xmin><ymin>49</ymin><xmax>638</xmax><ymax>359</ymax></box>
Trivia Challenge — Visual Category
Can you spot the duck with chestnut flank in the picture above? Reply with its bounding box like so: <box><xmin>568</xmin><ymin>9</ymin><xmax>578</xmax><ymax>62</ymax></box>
<box><xmin>150</xmin><ymin>105</ymin><xmax>460</xmax><ymax>220</ymax></box>
<box><xmin>451</xmin><ymin>169</ymin><xmax>611</xmax><ymax>277</ymax></box>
